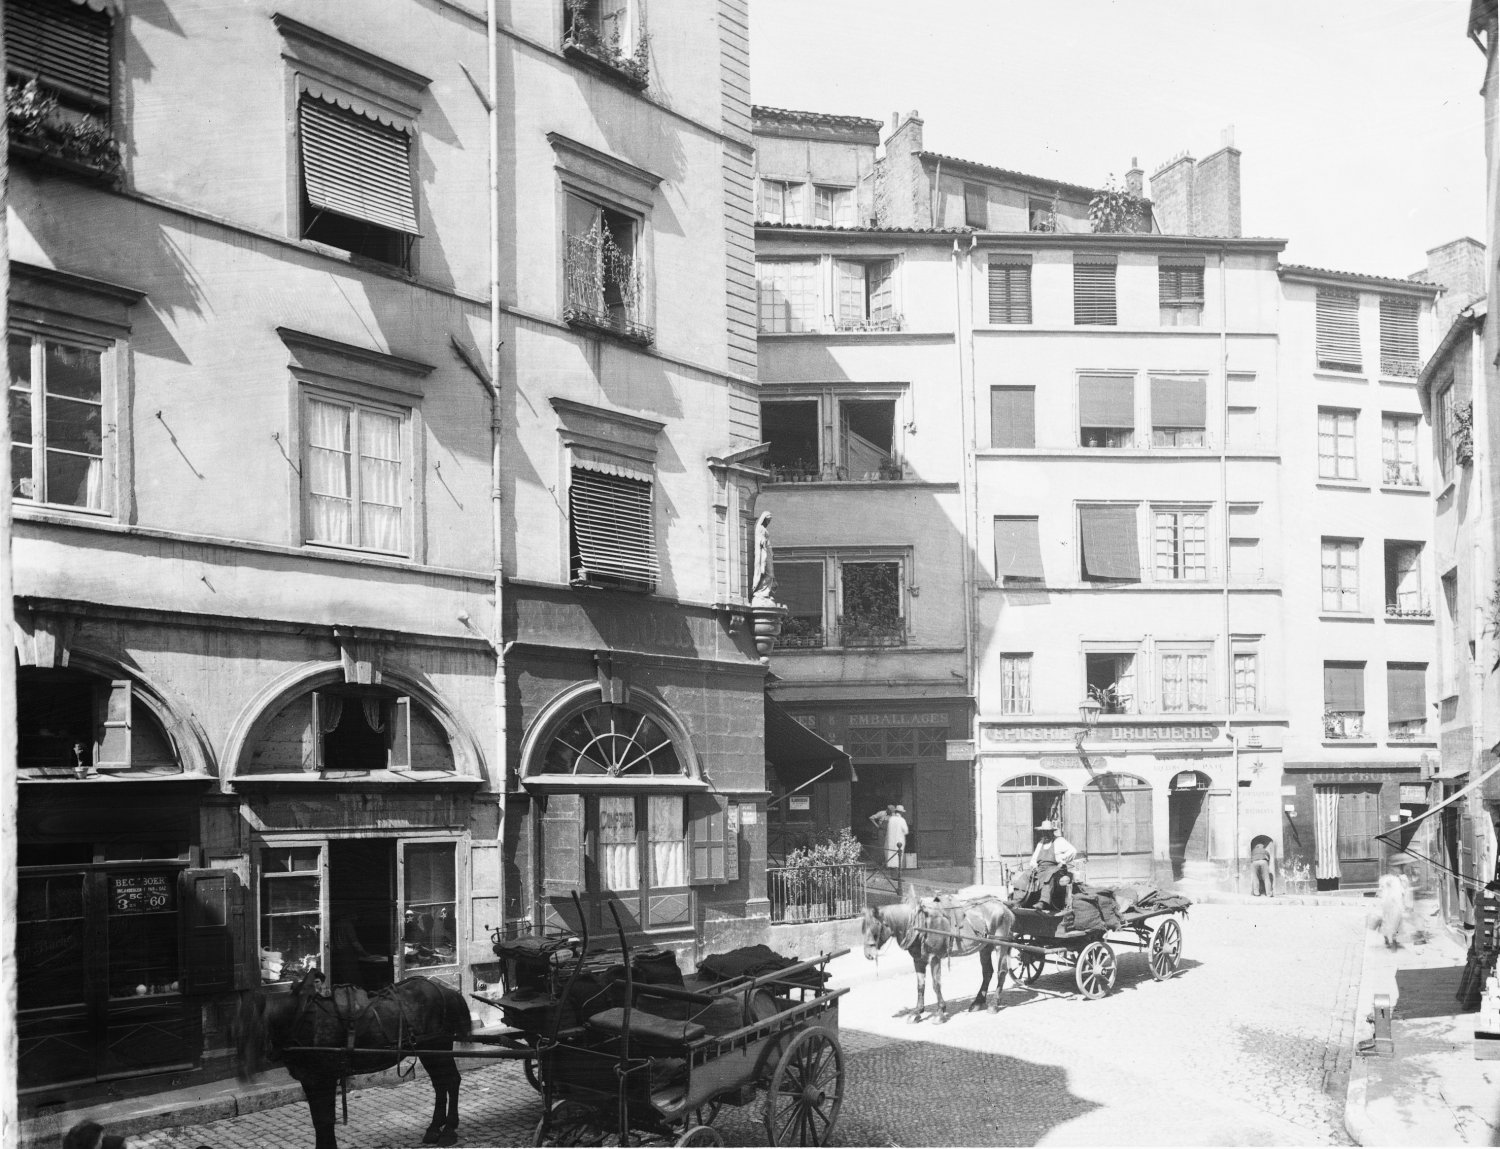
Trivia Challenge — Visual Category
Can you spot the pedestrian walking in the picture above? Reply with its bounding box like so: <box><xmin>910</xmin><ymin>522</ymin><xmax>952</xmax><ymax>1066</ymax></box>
<box><xmin>1250</xmin><ymin>835</ymin><xmax>1275</xmax><ymax>897</ymax></box>
<box><xmin>869</xmin><ymin>803</ymin><xmax>909</xmax><ymax>869</ymax></box>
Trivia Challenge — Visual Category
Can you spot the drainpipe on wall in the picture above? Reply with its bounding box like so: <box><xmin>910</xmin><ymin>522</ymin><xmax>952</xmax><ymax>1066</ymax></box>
<box><xmin>487</xmin><ymin>0</ymin><xmax>509</xmax><ymax>916</ymax></box>
<box><xmin>1217</xmin><ymin>246</ymin><xmax>1237</xmax><ymax>890</ymax></box>
<box><xmin>1472</xmin><ymin>313</ymin><xmax>1489</xmax><ymax>901</ymax></box>
<box><xmin>953</xmin><ymin>234</ymin><xmax>980</xmax><ymax>877</ymax></box>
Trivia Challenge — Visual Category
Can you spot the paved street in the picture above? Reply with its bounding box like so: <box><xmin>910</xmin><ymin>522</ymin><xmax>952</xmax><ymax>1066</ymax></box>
<box><xmin>131</xmin><ymin>903</ymin><xmax>1366</xmax><ymax>1148</ymax></box>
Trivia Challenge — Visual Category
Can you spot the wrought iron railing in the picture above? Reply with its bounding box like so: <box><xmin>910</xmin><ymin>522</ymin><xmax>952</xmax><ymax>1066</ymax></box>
<box><xmin>563</xmin><ymin>226</ymin><xmax>653</xmax><ymax>344</ymax></box>
<box><xmin>1323</xmin><ymin>710</ymin><xmax>1366</xmax><ymax>740</ymax></box>
<box><xmin>832</xmin><ymin>315</ymin><xmax>904</xmax><ymax>333</ymax></box>
<box><xmin>768</xmin><ymin>862</ymin><xmax>868</xmax><ymax>924</ymax></box>
<box><xmin>1381</xmin><ymin>356</ymin><xmax>1420</xmax><ymax>379</ymax></box>
<box><xmin>766</xmin><ymin>459</ymin><xmax>906</xmax><ymax>483</ymax></box>
<box><xmin>1386</xmin><ymin>599</ymin><xmax>1432</xmax><ymax>618</ymax></box>
<box><xmin>1383</xmin><ymin>461</ymin><xmax>1423</xmax><ymax>487</ymax></box>
<box><xmin>838</xmin><ymin>617</ymin><xmax>906</xmax><ymax>648</ymax></box>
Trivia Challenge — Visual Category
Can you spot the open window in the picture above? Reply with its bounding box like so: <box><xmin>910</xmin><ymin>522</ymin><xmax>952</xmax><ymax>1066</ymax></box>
<box><xmin>1384</xmin><ymin>540</ymin><xmax>1427</xmax><ymax>617</ymax></box>
<box><xmin>760</xmin><ymin>179</ymin><xmax>805</xmax><ymax>225</ymax></box>
<box><xmin>833</xmin><ymin>260</ymin><xmax>899</xmax><ymax>332</ymax></box>
<box><xmin>1382</xmin><ymin>414</ymin><xmax>1420</xmax><ymax>487</ymax></box>
<box><xmin>1159</xmin><ymin>643</ymin><xmax>1212</xmax><ymax>713</ymax></box>
<box><xmin>761</xmin><ymin>399</ymin><xmax>821</xmax><ymax>482</ymax></box>
<box><xmin>839</xmin><ymin>560</ymin><xmax>904</xmax><ymax>647</ymax></box>
<box><xmin>564</xmin><ymin>194</ymin><xmax>651</xmax><ymax>344</ymax></box>
<box><xmin>813</xmin><ymin>184</ymin><xmax>855</xmax><ymax>227</ymax></box>
<box><xmin>1085</xmin><ymin>650</ymin><xmax>1137</xmax><ymax>714</ymax></box>
<box><xmin>839</xmin><ymin>398</ymin><xmax>899</xmax><ymax>479</ymax></box>
<box><xmin>17</xmin><ymin>669</ymin><xmax>180</xmax><ymax>778</ymax></box>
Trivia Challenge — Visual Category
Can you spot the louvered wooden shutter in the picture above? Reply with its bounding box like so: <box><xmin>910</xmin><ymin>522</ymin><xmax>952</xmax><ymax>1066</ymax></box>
<box><xmin>6</xmin><ymin>0</ymin><xmax>112</xmax><ymax>109</ymax></box>
<box><xmin>1073</xmin><ymin>259</ymin><xmax>1117</xmax><ymax>325</ymax></box>
<box><xmin>1158</xmin><ymin>262</ymin><xmax>1204</xmax><ymax>305</ymax></box>
<box><xmin>388</xmin><ymin>696</ymin><xmax>411</xmax><ymax>769</ymax></box>
<box><xmin>299</xmin><ymin>97</ymin><xmax>419</xmax><ymax>236</ymax></box>
<box><xmin>569</xmin><ymin>466</ymin><xmax>659</xmax><ymax>589</ymax></box>
<box><xmin>1316</xmin><ymin>290</ymin><xmax>1361</xmax><ymax>370</ymax></box>
<box><xmin>1379</xmin><ymin>297</ymin><xmax>1419</xmax><ymax>377</ymax></box>
<box><xmin>868</xmin><ymin>260</ymin><xmax>895</xmax><ymax>323</ymax></box>
<box><xmin>689</xmin><ymin>793</ymin><xmax>729</xmax><ymax>885</ymax></box>
<box><xmin>988</xmin><ymin>260</ymin><xmax>1032</xmax><ymax>324</ymax></box>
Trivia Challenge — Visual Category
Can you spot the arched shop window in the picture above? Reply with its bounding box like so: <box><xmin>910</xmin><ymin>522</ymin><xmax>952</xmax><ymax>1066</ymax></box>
<box><xmin>1083</xmin><ymin>773</ymin><xmax>1154</xmax><ymax>878</ymax></box>
<box><xmin>996</xmin><ymin>774</ymin><xmax>1067</xmax><ymax>859</ymax></box>
<box><xmin>524</xmin><ymin>694</ymin><xmax>736</xmax><ymax>934</ymax></box>
<box><xmin>17</xmin><ymin>667</ymin><xmax>180</xmax><ymax>776</ymax></box>
<box><xmin>241</xmin><ymin>685</ymin><xmax>455</xmax><ymax>774</ymax></box>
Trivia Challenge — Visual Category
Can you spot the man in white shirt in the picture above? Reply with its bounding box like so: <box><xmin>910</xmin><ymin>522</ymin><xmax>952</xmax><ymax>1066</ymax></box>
<box><xmin>1023</xmin><ymin>820</ymin><xmax>1078</xmax><ymax>911</ymax></box>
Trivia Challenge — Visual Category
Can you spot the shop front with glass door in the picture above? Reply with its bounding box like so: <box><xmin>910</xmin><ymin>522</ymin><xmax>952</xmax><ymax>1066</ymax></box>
<box><xmin>257</xmin><ymin>835</ymin><xmax>462</xmax><ymax>990</ymax></box>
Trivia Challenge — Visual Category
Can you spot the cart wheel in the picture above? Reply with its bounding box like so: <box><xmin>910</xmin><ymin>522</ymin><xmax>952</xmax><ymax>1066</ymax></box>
<box><xmin>1148</xmin><ymin>917</ymin><xmax>1183</xmax><ymax>981</ymax></box>
<box><xmin>1009</xmin><ymin>950</ymin><xmax>1044</xmax><ymax>985</ymax></box>
<box><xmin>692</xmin><ymin>1101</ymin><xmax>722</xmax><ymax>1128</ymax></box>
<box><xmin>764</xmin><ymin>1025</ymin><xmax>845</xmax><ymax>1146</ymax></box>
<box><xmin>674</xmin><ymin>1126</ymin><xmax>723</xmax><ymax>1147</ymax></box>
<box><xmin>1074</xmin><ymin>941</ymin><xmax>1117</xmax><ymax>999</ymax></box>
<box><xmin>524</xmin><ymin>1056</ymin><xmax>542</xmax><ymax>1093</ymax></box>
<box><xmin>534</xmin><ymin>1100</ymin><xmax>606</xmax><ymax>1147</ymax></box>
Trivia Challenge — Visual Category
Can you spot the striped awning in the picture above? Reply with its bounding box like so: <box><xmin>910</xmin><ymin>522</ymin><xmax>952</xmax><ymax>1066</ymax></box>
<box><xmin>299</xmin><ymin>96</ymin><xmax>419</xmax><ymax>236</ymax></box>
<box><xmin>573</xmin><ymin>447</ymin><xmax>653</xmax><ymax>483</ymax></box>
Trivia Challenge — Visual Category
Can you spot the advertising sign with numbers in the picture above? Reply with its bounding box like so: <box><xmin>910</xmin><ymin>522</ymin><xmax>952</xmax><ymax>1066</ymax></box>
<box><xmin>110</xmin><ymin>872</ymin><xmax>177</xmax><ymax>915</ymax></box>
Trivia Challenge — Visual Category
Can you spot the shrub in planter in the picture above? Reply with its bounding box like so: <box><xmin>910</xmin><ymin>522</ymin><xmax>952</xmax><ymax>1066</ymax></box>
<box><xmin>7</xmin><ymin>80</ymin><xmax>122</xmax><ymax>181</ymax></box>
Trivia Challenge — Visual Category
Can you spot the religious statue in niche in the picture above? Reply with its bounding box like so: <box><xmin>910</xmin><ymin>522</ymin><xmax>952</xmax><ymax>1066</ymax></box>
<box><xmin>751</xmin><ymin>510</ymin><xmax>779</xmax><ymax>606</ymax></box>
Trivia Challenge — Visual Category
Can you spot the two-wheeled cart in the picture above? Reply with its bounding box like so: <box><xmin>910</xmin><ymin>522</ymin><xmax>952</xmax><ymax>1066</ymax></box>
<box><xmin>531</xmin><ymin>897</ymin><xmax>847</xmax><ymax>1146</ymax></box>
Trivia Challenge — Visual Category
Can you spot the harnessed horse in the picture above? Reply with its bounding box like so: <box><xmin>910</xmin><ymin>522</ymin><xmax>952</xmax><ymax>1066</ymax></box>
<box><xmin>861</xmin><ymin>895</ymin><xmax>1017</xmax><ymax>1023</ymax></box>
<box><xmin>234</xmin><ymin>971</ymin><xmax>472</xmax><ymax>1149</ymax></box>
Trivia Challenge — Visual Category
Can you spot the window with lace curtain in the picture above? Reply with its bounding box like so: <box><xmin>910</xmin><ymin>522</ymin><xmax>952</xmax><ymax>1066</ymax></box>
<box><xmin>9</xmin><ymin>330</ymin><xmax>108</xmax><ymax>512</ymax></box>
<box><xmin>302</xmin><ymin>392</ymin><xmax>408</xmax><ymax>555</ymax></box>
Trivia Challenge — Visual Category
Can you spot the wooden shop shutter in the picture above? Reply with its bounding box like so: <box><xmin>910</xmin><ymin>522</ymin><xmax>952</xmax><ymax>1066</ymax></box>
<box><xmin>388</xmin><ymin>696</ymin><xmax>412</xmax><ymax>770</ymax></box>
<box><xmin>179</xmin><ymin>868</ymin><xmax>240</xmax><ymax>995</ymax></box>
<box><xmin>689</xmin><ymin>793</ymin><xmax>733</xmax><ymax>885</ymax></box>
<box><xmin>299</xmin><ymin>96</ymin><xmax>419</xmax><ymax>235</ymax></box>
<box><xmin>569</xmin><ymin>466</ymin><xmax>659</xmax><ymax>589</ymax></box>
<box><xmin>988</xmin><ymin>258</ymin><xmax>1033</xmax><ymax>324</ymax></box>
<box><xmin>96</xmin><ymin>679</ymin><xmax>132</xmax><ymax>769</ymax></box>
<box><xmin>1316</xmin><ymin>289</ymin><xmax>1361</xmax><ymax>370</ymax></box>
<box><xmin>540</xmin><ymin>793</ymin><xmax>585</xmax><ymax>898</ymax></box>
<box><xmin>996</xmin><ymin>790</ymin><xmax>1033</xmax><ymax>857</ymax></box>
<box><xmin>6</xmin><ymin>0</ymin><xmax>112</xmax><ymax>109</ymax></box>
<box><xmin>1073</xmin><ymin>257</ymin><xmax>1117</xmax><ymax>325</ymax></box>
<box><xmin>468</xmin><ymin>839</ymin><xmax>502</xmax><ymax>965</ymax></box>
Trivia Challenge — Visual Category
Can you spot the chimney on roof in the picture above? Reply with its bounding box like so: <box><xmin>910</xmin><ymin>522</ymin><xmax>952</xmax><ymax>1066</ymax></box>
<box><xmin>1150</xmin><ymin>153</ymin><xmax>1196</xmax><ymax>236</ymax></box>
<box><xmin>1149</xmin><ymin>134</ymin><xmax>1242</xmax><ymax>238</ymax></box>
<box><xmin>1420</xmin><ymin>236</ymin><xmax>1487</xmax><ymax>331</ymax></box>
<box><xmin>1124</xmin><ymin>157</ymin><xmax>1144</xmax><ymax>200</ymax></box>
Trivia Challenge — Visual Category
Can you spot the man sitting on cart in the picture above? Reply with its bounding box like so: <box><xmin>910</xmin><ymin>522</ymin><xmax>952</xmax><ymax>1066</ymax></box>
<box><xmin>1019</xmin><ymin>820</ymin><xmax>1078</xmax><ymax>912</ymax></box>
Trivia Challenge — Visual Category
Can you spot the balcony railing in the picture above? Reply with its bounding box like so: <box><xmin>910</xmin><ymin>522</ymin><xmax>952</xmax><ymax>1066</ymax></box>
<box><xmin>773</xmin><ymin>619</ymin><xmax>825</xmax><ymax>650</ymax></box>
<box><xmin>1386</xmin><ymin>599</ymin><xmax>1432</xmax><ymax>619</ymax></box>
<box><xmin>1383</xmin><ymin>461</ymin><xmax>1423</xmax><ymax>487</ymax></box>
<box><xmin>832</xmin><ymin>315</ymin><xmax>904</xmax><ymax>333</ymax></box>
<box><xmin>1323</xmin><ymin>711</ymin><xmax>1366</xmax><ymax>740</ymax></box>
<box><xmin>768</xmin><ymin>862</ymin><xmax>867</xmax><ymax>924</ymax></box>
<box><xmin>838</xmin><ymin>616</ymin><xmax>906</xmax><ymax>648</ymax></box>
<box><xmin>1381</xmin><ymin>356</ymin><xmax>1420</xmax><ymax>379</ymax></box>
<box><xmin>563</xmin><ymin>228</ymin><xmax>653</xmax><ymax>344</ymax></box>
<box><xmin>767</xmin><ymin>459</ymin><xmax>906</xmax><ymax>483</ymax></box>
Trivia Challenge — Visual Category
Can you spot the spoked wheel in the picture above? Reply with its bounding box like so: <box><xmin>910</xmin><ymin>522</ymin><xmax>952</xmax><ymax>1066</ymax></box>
<box><xmin>1148</xmin><ymin>917</ymin><xmax>1183</xmax><ymax>981</ymax></box>
<box><xmin>534</xmin><ymin>1100</ymin><xmax>607</xmax><ymax>1147</ymax></box>
<box><xmin>764</xmin><ymin>1025</ymin><xmax>845</xmax><ymax>1146</ymax></box>
<box><xmin>1074</xmin><ymin>940</ymin><xmax>1117</xmax><ymax>999</ymax></box>
<box><xmin>1009</xmin><ymin>948</ymin><xmax>1044</xmax><ymax>985</ymax></box>
<box><xmin>524</xmin><ymin>1055</ymin><xmax>543</xmax><ymax>1092</ymax></box>
<box><xmin>674</xmin><ymin>1126</ymin><xmax>723</xmax><ymax>1146</ymax></box>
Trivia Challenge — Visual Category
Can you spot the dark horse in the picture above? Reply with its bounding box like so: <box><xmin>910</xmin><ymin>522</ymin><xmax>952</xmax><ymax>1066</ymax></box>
<box><xmin>861</xmin><ymin>895</ymin><xmax>1016</xmax><ymax>1023</ymax></box>
<box><xmin>234</xmin><ymin>971</ymin><xmax>472</xmax><ymax>1149</ymax></box>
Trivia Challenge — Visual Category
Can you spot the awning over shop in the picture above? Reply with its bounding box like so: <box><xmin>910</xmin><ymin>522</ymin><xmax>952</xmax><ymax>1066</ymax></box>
<box><xmin>1377</xmin><ymin>755</ymin><xmax>1500</xmax><ymax>850</ymax></box>
<box><xmin>765</xmin><ymin>697</ymin><xmax>855</xmax><ymax>791</ymax></box>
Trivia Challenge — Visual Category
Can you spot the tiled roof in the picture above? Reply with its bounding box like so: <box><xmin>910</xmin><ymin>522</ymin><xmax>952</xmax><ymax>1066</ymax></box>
<box><xmin>918</xmin><ymin>151</ymin><xmax>1103</xmax><ymax>198</ymax></box>
<box><xmin>1280</xmin><ymin>263</ymin><xmax>1441</xmax><ymax>292</ymax></box>
<box><xmin>751</xmin><ymin>105</ymin><xmax>883</xmax><ymax>130</ymax></box>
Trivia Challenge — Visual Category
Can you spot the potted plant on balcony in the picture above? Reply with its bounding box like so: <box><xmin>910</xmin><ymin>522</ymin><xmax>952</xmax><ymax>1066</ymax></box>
<box><xmin>563</xmin><ymin>0</ymin><xmax>651</xmax><ymax>90</ymax></box>
<box><xmin>7</xmin><ymin>80</ymin><xmax>121</xmax><ymax>184</ymax></box>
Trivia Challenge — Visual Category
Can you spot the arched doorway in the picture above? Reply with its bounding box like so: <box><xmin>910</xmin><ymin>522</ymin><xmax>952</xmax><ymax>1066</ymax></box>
<box><xmin>1082</xmin><ymin>773</ymin><xmax>1154</xmax><ymax>882</ymax></box>
<box><xmin>996</xmin><ymin>774</ymin><xmax>1067</xmax><ymax>875</ymax></box>
<box><xmin>1167</xmin><ymin>769</ymin><xmax>1213</xmax><ymax>879</ymax></box>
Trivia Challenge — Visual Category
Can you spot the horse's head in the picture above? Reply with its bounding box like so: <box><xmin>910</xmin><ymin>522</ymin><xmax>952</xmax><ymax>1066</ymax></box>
<box><xmin>232</xmin><ymin>974</ymin><xmax>314</xmax><ymax>1082</ymax></box>
<box><xmin>861</xmin><ymin>904</ymin><xmax>892</xmax><ymax>960</ymax></box>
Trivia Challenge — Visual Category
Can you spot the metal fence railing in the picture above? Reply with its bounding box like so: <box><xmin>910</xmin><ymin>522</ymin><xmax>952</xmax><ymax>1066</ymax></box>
<box><xmin>768</xmin><ymin>862</ymin><xmax>869</xmax><ymax>924</ymax></box>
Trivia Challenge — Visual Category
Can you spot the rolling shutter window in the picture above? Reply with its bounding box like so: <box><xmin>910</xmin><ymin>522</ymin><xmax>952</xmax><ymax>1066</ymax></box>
<box><xmin>1323</xmin><ymin>662</ymin><xmax>1365</xmax><ymax>712</ymax></box>
<box><xmin>988</xmin><ymin>259</ymin><xmax>1032</xmax><ymax>324</ymax></box>
<box><xmin>299</xmin><ymin>97</ymin><xmax>419</xmax><ymax>236</ymax></box>
<box><xmin>1073</xmin><ymin>258</ymin><xmax>1117</xmax><ymax>325</ymax></box>
<box><xmin>569</xmin><ymin>465</ymin><xmax>659</xmax><ymax>589</ymax></box>
<box><xmin>994</xmin><ymin>516</ymin><xmax>1044</xmax><ymax>582</ymax></box>
<box><xmin>1078</xmin><ymin>375</ymin><xmax>1134</xmax><ymax>428</ymax></box>
<box><xmin>1379</xmin><ymin>297</ymin><xmax>1420</xmax><ymax>377</ymax></box>
<box><xmin>6</xmin><ymin>0</ymin><xmax>112</xmax><ymax>109</ymax></box>
<box><xmin>990</xmin><ymin>386</ymin><xmax>1036</xmax><ymax>448</ymax></box>
<box><xmin>1158</xmin><ymin>261</ymin><xmax>1205</xmax><ymax>305</ymax></box>
<box><xmin>1150</xmin><ymin>377</ymin><xmax>1207</xmax><ymax>430</ymax></box>
<box><xmin>1387</xmin><ymin>663</ymin><xmax>1427</xmax><ymax>724</ymax></box>
<box><xmin>1316</xmin><ymin>290</ymin><xmax>1361</xmax><ymax>370</ymax></box>
<box><xmin>964</xmin><ymin>183</ymin><xmax>987</xmax><ymax>227</ymax></box>
<box><xmin>1078</xmin><ymin>505</ymin><xmax>1141</xmax><ymax>581</ymax></box>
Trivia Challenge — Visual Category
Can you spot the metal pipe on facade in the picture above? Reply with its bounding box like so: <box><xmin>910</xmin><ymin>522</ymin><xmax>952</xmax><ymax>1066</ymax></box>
<box><xmin>487</xmin><ymin>0</ymin><xmax>509</xmax><ymax>914</ymax></box>
<box><xmin>1217</xmin><ymin>245</ymin><xmax>1239</xmax><ymax>891</ymax></box>
<box><xmin>952</xmin><ymin>234</ymin><xmax>981</xmax><ymax>876</ymax></box>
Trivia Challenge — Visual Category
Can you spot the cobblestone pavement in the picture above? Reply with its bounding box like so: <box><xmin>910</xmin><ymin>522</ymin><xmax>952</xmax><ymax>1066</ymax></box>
<box><xmin>132</xmin><ymin>903</ymin><xmax>1365</xmax><ymax>1147</ymax></box>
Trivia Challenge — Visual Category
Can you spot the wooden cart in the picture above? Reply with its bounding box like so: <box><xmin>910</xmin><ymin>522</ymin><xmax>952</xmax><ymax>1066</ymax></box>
<box><xmin>531</xmin><ymin>899</ymin><xmax>847</xmax><ymax>1147</ymax></box>
<box><xmin>1001</xmin><ymin>901</ymin><xmax>1187</xmax><ymax>999</ymax></box>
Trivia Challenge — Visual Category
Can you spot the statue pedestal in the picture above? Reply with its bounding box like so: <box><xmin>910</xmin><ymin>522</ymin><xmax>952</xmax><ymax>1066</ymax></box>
<box><xmin>750</xmin><ymin>601</ymin><xmax>785</xmax><ymax>660</ymax></box>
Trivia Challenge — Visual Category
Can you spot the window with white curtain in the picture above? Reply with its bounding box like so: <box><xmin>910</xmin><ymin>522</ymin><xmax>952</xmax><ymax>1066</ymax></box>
<box><xmin>1160</xmin><ymin>643</ymin><xmax>1212</xmax><ymax>712</ymax></box>
<box><xmin>303</xmin><ymin>392</ymin><xmax>407</xmax><ymax>554</ymax></box>
<box><xmin>1318</xmin><ymin>408</ymin><xmax>1357</xmax><ymax>480</ymax></box>
<box><xmin>1321</xmin><ymin>538</ymin><xmax>1360</xmax><ymax>613</ymax></box>
<box><xmin>8</xmin><ymin>330</ymin><xmax>108</xmax><ymax>512</ymax></box>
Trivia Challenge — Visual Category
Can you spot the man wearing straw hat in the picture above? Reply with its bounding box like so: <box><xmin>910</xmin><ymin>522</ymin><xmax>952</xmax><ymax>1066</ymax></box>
<box><xmin>1021</xmin><ymin>820</ymin><xmax>1078</xmax><ymax>911</ymax></box>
